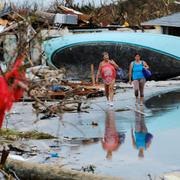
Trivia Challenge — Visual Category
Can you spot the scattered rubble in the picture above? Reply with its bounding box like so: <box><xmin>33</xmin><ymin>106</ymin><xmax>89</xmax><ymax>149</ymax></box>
<box><xmin>1</xmin><ymin>3</ymin><xmax>180</xmax><ymax>180</ymax></box>
<box><xmin>81</xmin><ymin>165</ymin><xmax>96</xmax><ymax>173</ymax></box>
<box><xmin>0</xmin><ymin>146</ymin><xmax>16</xmax><ymax>180</ymax></box>
<box><xmin>24</xmin><ymin>64</ymin><xmax>105</xmax><ymax>118</ymax></box>
<box><xmin>0</xmin><ymin>128</ymin><xmax>56</xmax><ymax>141</ymax></box>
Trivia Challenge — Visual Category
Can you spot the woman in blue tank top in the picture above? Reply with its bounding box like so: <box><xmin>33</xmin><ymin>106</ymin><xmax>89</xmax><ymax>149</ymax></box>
<box><xmin>129</xmin><ymin>53</ymin><xmax>149</xmax><ymax>106</ymax></box>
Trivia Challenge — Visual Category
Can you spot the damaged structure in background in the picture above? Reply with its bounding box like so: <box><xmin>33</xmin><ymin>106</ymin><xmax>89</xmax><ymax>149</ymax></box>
<box><xmin>0</xmin><ymin>5</ymin><xmax>104</xmax><ymax>176</ymax></box>
<box><xmin>0</xmin><ymin>3</ymin><xmax>104</xmax><ymax>119</ymax></box>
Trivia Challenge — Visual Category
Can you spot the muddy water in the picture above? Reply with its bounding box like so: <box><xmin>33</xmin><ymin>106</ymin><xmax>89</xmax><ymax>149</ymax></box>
<box><xmin>53</xmin><ymin>90</ymin><xmax>180</xmax><ymax>180</ymax></box>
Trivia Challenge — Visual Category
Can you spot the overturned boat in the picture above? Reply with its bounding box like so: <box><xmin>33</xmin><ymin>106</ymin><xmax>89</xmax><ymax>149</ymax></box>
<box><xmin>43</xmin><ymin>32</ymin><xmax>180</xmax><ymax>81</ymax></box>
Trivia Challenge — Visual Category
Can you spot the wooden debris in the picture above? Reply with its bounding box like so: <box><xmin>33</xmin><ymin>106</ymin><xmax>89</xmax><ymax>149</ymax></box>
<box><xmin>0</xmin><ymin>18</ymin><xmax>8</xmax><ymax>26</ymax></box>
<box><xmin>0</xmin><ymin>128</ymin><xmax>56</xmax><ymax>141</ymax></box>
<box><xmin>32</xmin><ymin>99</ymin><xmax>85</xmax><ymax>116</ymax></box>
<box><xmin>34</xmin><ymin>11</ymin><xmax>55</xmax><ymax>25</ymax></box>
<box><xmin>0</xmin><ymin>148</ymin><xmax>9</xmax><ymax>168</ymax></box>
<box><xmin>57</xmin><ymin>5</ymin><xmax>90</xmax><ymax>22</ymax></box>
<box><xmin>0</xmin><ymin>147</ymin><xmax>13</xmax><ymax>180</ymax></box>
<box><xmin>28</xmin><ymin>78</ymin><xmax>104</xmax><ymax>100</ymax></box>
<box><xmin>115</xmin><ymin>108</ymin><xmax>131</xmax><ymax>112</ymax></box>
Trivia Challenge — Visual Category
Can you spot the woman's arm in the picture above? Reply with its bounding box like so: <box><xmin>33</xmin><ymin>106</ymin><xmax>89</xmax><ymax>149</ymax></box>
<box><xmin>110</xmin><ymin>59</ymin><xmax>119</xmax><ymax>69</ymax></box>
<box><xmin>143</xmin><ymin>61</ymin><xmax>149</xmax><ymax>69</ymax></box>
<box><xmin>128</xmin><ymin>62</ymin><xmax>133</xmax><ymax>84</ymax></box>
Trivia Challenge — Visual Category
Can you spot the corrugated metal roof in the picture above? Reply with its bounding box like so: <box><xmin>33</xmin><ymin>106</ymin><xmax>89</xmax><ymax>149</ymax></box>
<box><xmin>141</xmin><ymin>12</ymin><xmax>180</xmax><ymax>27</ymax></box>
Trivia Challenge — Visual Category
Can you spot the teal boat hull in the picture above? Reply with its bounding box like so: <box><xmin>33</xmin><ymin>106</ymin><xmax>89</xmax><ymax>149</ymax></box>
<box><xmin>43</xmin><ymin>32</ymin><xmax>180</xmax><ymax>81</ymax></box>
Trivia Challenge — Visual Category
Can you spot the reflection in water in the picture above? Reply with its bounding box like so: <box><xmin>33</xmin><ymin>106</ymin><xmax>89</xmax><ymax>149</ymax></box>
<box><xmin>145</xmin><ymin>90</ymin><xmax>180</xmax><ymax>115</ymax></box>
<box><xmin>101</xmin><ymin>109</ymin><xmax>125</xmax><ymax>160</ymax></box>
<box><xmin>131</xmin><ymin>106</ymin><xmax>153</xmax><ymax>158</ymax></box>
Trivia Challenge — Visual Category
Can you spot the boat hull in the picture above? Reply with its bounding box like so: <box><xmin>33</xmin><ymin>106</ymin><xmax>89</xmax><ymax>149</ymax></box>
<box><xmin>52</xmin><ymin>43</ymin><xmax>180</xmax><ymax>81</ymax></box>
<box><xmin>43</xmin><ymin>32</ymin><xmax>180</xmax><ymax>81</ymax></box>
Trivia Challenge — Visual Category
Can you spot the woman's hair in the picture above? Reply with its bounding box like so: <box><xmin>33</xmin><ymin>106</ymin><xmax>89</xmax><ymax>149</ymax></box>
<box><xmin>135</xmin><ymin>52</ymin><xmax>140</xmax><ymax>57</ymax></box>
<box><xmin>102</xmin><ymin>52</ymin><xmax>109</xmax><ymax>57</ymax></box>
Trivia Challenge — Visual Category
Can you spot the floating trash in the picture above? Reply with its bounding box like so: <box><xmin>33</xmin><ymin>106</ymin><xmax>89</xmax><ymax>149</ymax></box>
<box><xmin>49</xmin><ymin>153</ymin><xmax>60</xmax><ymax>158</ymax></box>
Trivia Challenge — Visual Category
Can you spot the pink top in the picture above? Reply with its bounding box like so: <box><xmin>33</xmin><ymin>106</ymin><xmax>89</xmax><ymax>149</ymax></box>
<box><xmin>102</xmin><ymin>131</ymin><xmax>119</xmax><ymax>151</ymax></box>
<box><xmin>101</xmin><ymin>63</ymin><xmax>116</xmax><ymax>85</ymax></box>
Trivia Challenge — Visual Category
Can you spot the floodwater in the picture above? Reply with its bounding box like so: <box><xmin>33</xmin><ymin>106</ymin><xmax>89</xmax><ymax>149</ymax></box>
<box><xmin>7</xmin><ymin>88</ymin><xmax>180</xmax><ymax>180</ymax></box>
<box><xmin>49</xmin><ymin>90</ymin><xmax>180</xmax><ymax>180</ymax></box>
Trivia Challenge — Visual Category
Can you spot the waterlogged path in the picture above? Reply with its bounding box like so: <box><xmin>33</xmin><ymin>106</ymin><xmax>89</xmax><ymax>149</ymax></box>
<box><xmin>55</xmin><ymin>90</ymin><xmax>180</xmax><ymax>180</ymax></box>
<box><xmin>5</xmin><ymin>82</ymin><xmax>180</xmax><ymax>180</ymax></box>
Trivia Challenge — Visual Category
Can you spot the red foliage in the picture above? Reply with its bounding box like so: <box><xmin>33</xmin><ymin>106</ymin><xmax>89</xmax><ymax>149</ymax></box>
<box><xmin>0</xmin><ymin>55</ymin><xmax>26</xmax><ymax>128</ymax></box>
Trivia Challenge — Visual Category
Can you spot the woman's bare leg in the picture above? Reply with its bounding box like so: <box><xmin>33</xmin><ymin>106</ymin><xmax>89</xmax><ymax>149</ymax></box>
<box><xmin>139</xmin><ymin>79</ymin><xmax>146</xmax><ymax>106</ymax></box>
<box><xmin>104</xmin><ymin>84</ymin><xmax>110</xmax><ymax>101</ymax></box>
<box><xmin>109</xmin><ymin>80</ymin><xmax>115</xmax><ymax>102</ymax></box>
<box><xmin>133</xmin><ymin>80</ymin><xmax>139</xmax><ymax>104</ymax></box>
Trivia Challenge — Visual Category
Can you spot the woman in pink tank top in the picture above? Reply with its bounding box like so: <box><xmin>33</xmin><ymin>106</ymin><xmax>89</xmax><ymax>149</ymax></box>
<box><xmin>96</xmin><ymin>52</ymin><xmax>119</xmax><ymax>106</ymax></box>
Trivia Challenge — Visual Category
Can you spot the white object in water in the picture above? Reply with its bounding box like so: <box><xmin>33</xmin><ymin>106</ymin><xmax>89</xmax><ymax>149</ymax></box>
<box><xmin>164</xmin><ymin>174</ymin><xmax>180</xmax><ymax>180</ymax></box>
<box><xmin>126</xmin><ymin>106</ymin><xmax>149</xmax><ymax>116</ymax></box>
<box><xmin>9</xmin><ymin>154</ymin><xmax>26</xmax><ymax>161</ymax></box>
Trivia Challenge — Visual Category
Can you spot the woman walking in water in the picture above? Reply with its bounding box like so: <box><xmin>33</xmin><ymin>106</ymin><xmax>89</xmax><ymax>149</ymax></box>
<box><xmin>129</xmin><ymin>53</ymin><xmax>149</xmax><ymax>106</ymax></box>
<box><xmin>96</xmin><ymin>52</ymin><xmax>119</xmax><ymax>106</ymax></box>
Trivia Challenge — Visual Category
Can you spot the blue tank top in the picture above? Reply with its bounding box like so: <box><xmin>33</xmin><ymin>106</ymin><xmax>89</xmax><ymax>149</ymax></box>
<box><xmin>135</xmin><ymin>132</ymin><xmax>146</xmax><ymax>149</ymax></box>
<box><xmin>132</xmin><ymin>61</ymin><xmax>145</xmax><ymax>80</ymax></box>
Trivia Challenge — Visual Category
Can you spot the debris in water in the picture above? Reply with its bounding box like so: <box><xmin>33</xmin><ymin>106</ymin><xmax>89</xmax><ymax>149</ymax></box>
<box><xmin>81</xmin><ymin>165</ymin><xmax>96</xmax><ymax>173</ymax></box>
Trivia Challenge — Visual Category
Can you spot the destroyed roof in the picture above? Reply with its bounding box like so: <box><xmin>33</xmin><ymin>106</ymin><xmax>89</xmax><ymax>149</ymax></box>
<box><xmin>57</xmin><ymin>5</ymin><xmax>90</xmax><ymax>22</ymax></box>
<box><xmin>58</xmin><ymin>5</ymin><xmax>84</xmax><ymax>15</ymax></box>
<box><xmin>0</xmin><ymin>4</ymin><xmax>12</xmax><ymax>18</ymax></box>
<box><xmin>141</xmin><ymin>12</ymin><xmax>180</xmax><ymax>27</ymax></box>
